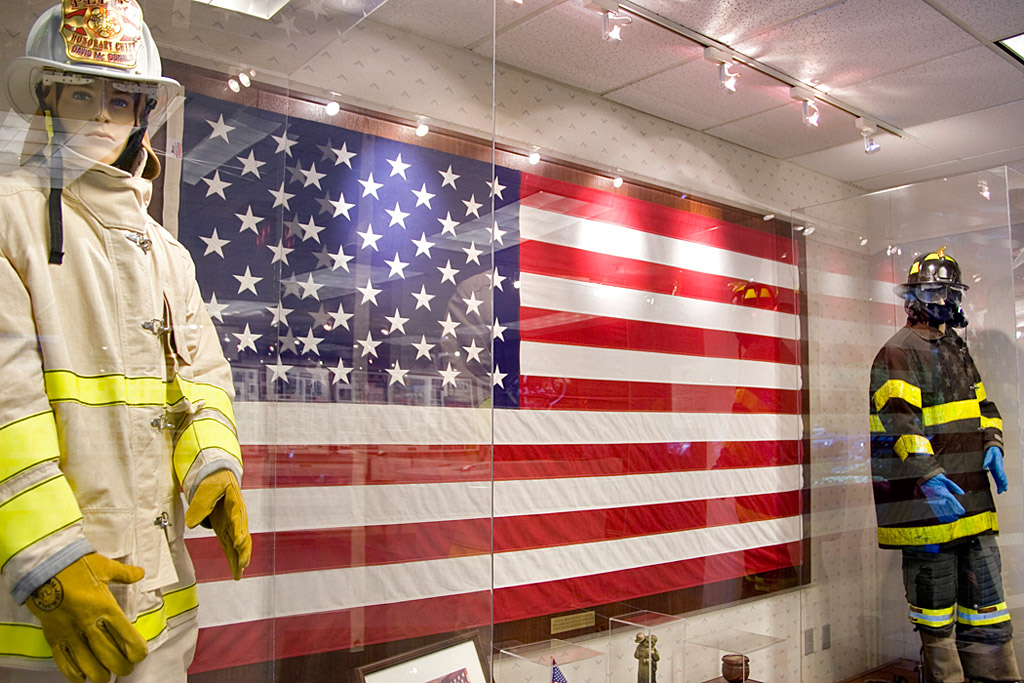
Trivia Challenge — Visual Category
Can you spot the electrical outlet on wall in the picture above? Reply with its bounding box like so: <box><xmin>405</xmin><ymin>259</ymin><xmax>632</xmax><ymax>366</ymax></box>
<box><xmin>804</xmin><ymin>627</ymin><xmax>815</xmax><ymax>655</ymax></box>
<box><xmin>822</xmin><ymin>624</ymin><xmax>831</xmax><ymax>650</ymax></box>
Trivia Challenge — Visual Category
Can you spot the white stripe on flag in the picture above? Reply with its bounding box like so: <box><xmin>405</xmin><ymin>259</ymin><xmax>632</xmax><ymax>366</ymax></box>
<box><xmin>520</xmin><ymin>340</ymin><xmax>801</xmax><ymax>390</ymax></box>
<box><xmin>519</xmin><ymin>204</ymin><xmax>797</xmax><ymax>289</ymax></box>
<box><xmin>520</xmin><ymin>272</ymin><xmax>801</xmax><ymax>340</ymax></box>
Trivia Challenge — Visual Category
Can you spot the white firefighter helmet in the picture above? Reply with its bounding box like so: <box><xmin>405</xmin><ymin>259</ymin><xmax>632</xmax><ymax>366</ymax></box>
<box><xmin>4</xmin><ymin>0</ymin><xmax>182</xmax><ymax>127</ymax></box>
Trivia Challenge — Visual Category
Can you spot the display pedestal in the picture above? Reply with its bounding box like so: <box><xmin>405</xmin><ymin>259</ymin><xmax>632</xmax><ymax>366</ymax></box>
<box><xmin>607</xmin><ymin>610</ymin><xmax>685</xmax><ymax>683</ymax></box>
<box><xmin>685</xmin><ymin>628</ymin><xmax>787</xmax><ymax>683</ymax></box>
<box><xmin>496</xmin><ymin>639</ymin><xmax>605</xmax><ymax>683</ymax></box>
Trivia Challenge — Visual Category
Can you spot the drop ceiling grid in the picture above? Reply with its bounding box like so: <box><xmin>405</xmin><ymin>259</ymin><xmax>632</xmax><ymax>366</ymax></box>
<box><xmin>927</xmin><ymin>0</ymin><xmax>1024</xmax><ymax>40</ymax></box>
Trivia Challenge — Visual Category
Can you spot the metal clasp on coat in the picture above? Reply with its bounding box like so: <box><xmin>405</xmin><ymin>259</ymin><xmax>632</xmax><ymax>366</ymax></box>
<box><xmin>150</xmin><ymin>412</ymin><xmax>175</xmax><ymax>430</ymax></box>
<box><xmin>126</xmin><ymin>232</ymin><xmax>152</xmax><ymax>253</ymax></box>
<box><xmin>141</xmin><ymin>319</ymin><xmax>171</xmax><ymax>335</ymax></box>
<box><xmin>154</xmin><ymin>511</ymin><xmax>170</xmax><ymax>529</ymax></box>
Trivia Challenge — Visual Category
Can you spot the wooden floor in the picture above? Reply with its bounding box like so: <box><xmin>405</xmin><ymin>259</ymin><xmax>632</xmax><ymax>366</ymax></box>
<box><xmin>838</xmin><ymin>659</ymin><xmax>919</xmax><ymax>683</ymax></box>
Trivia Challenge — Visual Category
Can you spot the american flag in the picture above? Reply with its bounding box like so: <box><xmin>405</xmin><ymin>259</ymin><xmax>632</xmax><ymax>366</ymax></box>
<box><xmin>176</xmin><ymin>92</ymin><xmax>804</xmax><ymax>673</ymax></box>
<box><xmin>551</xmin><ymin>659</ymin><xmax>568</xmax><ymax>683</ymax></box>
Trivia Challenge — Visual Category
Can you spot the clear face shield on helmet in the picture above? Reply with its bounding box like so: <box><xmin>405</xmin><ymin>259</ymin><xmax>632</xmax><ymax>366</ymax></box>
<box><xmin>907</xmin><ymin>282</ymin><xmax>968</xmax><ymax>326</ymax></box>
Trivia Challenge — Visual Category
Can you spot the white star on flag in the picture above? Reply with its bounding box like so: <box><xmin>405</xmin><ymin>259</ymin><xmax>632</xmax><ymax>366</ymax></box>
<box><xmin>488</xmin><ymin>176</ymin><xmax>506</xmax><ymax>199</ymax></box>
<box><xmin>463</xmin><ymin>338</ymin><xmax>484</xmax><ymax>364</ymax></box>
<box><xmin>439</xmin><ymin>164</ymin><xmax>459</xmax><ymax>189</ymax></box>
<box><xmin>234</xmin><ymin>266</ymin><xmax>262</xmax><ymax>295</ymax></box>
<box><xmin>491</xmin><ymin>222</ymin><xmax>507</xmax><ymax>245</ymax></box>
<box><xmin>267</xmin><ymin>240</ymin><xmax>294</xmax><ymax>265</ymax></box>
<box><xmin>359</xmin><ymin>173</ymin><xmax>384</xmax><ymax>199</ymax></box>
<box><xmin>326</xmin><ymin>192</ymin><xmax>355</xmax><ymax>219</ymax></box>
<box><xmin>386</xmin><ymin>202</ymin><xmax>410</xmax><ymax>229</ymax></box>
<box><xmin>357</xmin><ymin>331</ymin><xmax>382</xmax><ymax>358</ymax></box>
<box><xmin>272</xmin><ymin>132</ymin><xmax>298</xmax><ymax>156</ymax></box>
<box><xmin>235</xmin><ymin>206</ymin><xmax>264</xmax><ymax>234</ymax></box>
<box><xmin>462</xmin><ymin>194</ymin><xmax>482</xmax><ymax>218</ymax></box>
<box><xmin>298</xmin><ymin>216</ymin><xmax>326</xmax><ymax>243</ymax></box>
<box><xmin>331</xmin><ymin>142</ymin><xmax>357</xmax><ymax>168</ymax></box>
<box><xmin>268</xmin><ymin>183</ymin><xmax>295</xmax><ymax>209</ymax></box>
<box><xmin>386</xmin><ymin>362</ymin><xmax>410</xmax><ymax>386</ymax></box>
<box><xmin>387</xmin><ymin>153</ymin><xmax>411</xmax><ymax>179</ymax></box>
<box><xmin>329</xmin><ymin>358</ymin><xmax>352</xmax><ymax>384</ymax></box>
<box><xmin>439</xmin><ymin>362</ymin><xmax>460</xmax><ymax>388</ymax></box>
<box><xmin>412</xmin><ymin>232</ymin><xmax>435</xmax><ymax>258</ymax></box>
<box><xmin>269</xmin><ymin>357</ymin><xmax>293</xmax><ymax>382</ymax></box>
<box><xmin>384</xmin><ymin>309</ymin><xmax>409</xmax><ymax>334</ymax></box>
<box><xmin>297</xmin><ymin>328</ymin><xmax>324</xmax><ymax>356</ymax></box>
<box><xmin>357</xmin><ymin>279</ymin><xmax>382</xmax><ymax>306</ymax></box>
<box><xmin>300</xmin><ymin>162</ymin><xmax>327</xmax><ymax>189</ymax></box>
<box><xmin>237</xmin><ymin>150</ymin><xmax>265</xmax><ymax>178</ymax></box>
<box><xmin>384</xmin><ymin>254</ymin><xmax>409</xmax><ymax>279</ymax></box>
<box><xmin>439</xmin><ymin>312</ymin><xmax>461</xmax><ymax>337</ymax></box>
<box><xmin>356</xmin><ymin>224</ymin><xmax>382</xmax><ymax>251</ymax></box>
<box><xmin>463</xmin><ymin>291</ymin><xmax>483</xmax><ymax>316</ymax></box>
<box><xmin>492</xmin><ymin>318</ymin><xmax>508</xmax><ymax>341</ymax></box>
<box><xmin>412</xmin><ymin>334</ymin><xmax>435</xmax><ymax>360</ymax></box>
<box><xmin>232</xmin><ymin>324</ymin><xmax>261</xmax><ymax>352</ymax></box>
<box><xmin>202</xmin><ymin>171</ymin><xmax>231</xmax><ymax>199</ymax></box>
<box><xmin>462</xmin><ymin>241</ymin><xmax>483</xmax><ymax>265</ymax></box>
<box><xmin>411</xmin><ymin>284</ymin><xmax>435</xmax><ymax>310</ymax></box>
<box><xmin>308</xmin><ymin>304</ymin><xmax>333</xmax><ymax>329</ymax></box>
<box><xmin>297</xmin><ymin>274</ymin><xmax>324</xmax><ymax>300</ymax></box>
<box><xmin>438</xmin><ymin>212</ymin><xmax>459</xmax><ymax>237</ymax></box>
<box><xmin>200</xmin><ymin>228</ymin><xmax>229</xmax><ymax>258</ymax></box>
<box><xmin>411</xmin><ymin>183</ymin><xmax>435</xmax><ymax>208</ymax></box>
<box><xmin>330</xmin><ymin>245</ymin><xmax>353</xmax><ymax>272</ymax></box>
<box><xmin>205</xmin><ymin>293</ymin><xmax>228</xmax><ymax>323</ymax></box>
<box><xmin>266</xmin><ymin>302</ymin><xmax>294</xmax><ymax>327</ymax></box>
<box><xmin>489</xmin><ymin>268</ymin><xmax>507</xmax><ymax>291</ymax></box>
<box><xmin>277</xmin><ymin>329</ymin><xmax>298</xmax><ymax>354</ymax></box>
<box><xmin>437</xmin><ymin>260</ymin><xmax>459</xmax><ymax>285</ymax></box>
<box><xmin>207</xmin><ymin>114</ymin><xmax>235</xmax><ymax>142</ymax></box>
<box><xmin>286</xmin><ymin>162</ymin><xmax>306</xmax><ymax>185</ymax></box>
<box><xmin>329</xmin><ymin>302</ymin><xmax>353</xmax><ymax>330</ymax></box>
<box><xmin>492</xmin><ymin>365</ymin><xmax>508</xmax><ymax>387</ymax></box>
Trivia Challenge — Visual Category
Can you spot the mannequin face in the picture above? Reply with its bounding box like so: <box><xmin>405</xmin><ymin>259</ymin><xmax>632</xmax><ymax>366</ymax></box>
<box><xmin>53</xmin><ymin>78</ymin><xmax>139</xmax><ymax>165</ymax></box>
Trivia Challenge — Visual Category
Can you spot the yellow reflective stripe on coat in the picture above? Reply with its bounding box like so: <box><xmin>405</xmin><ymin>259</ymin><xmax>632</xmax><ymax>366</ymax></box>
<box><xmin>870</xmin><ymin>415</ymin><xmax>884</xmax><ymax>432</ymax></box>
<box><xmin>894</xmin><ymin>434</ymin><xmax>932</xmax><ymax>461</ymax></box>
<box><xmin>0</xmin><ymin>412</ymin><xmax>60</xmax><ymax>483</ymax></box>
<box><xmin>981</xmin><ymin>416</ymin><xmax>1004</xmax><ymax>430</ymax></box>
<box><xmin>873</xmin><ymin>380</ymin><xmax>922</xmax><ymax>412</ymax></box>
<box><xmin>0</xmin><ymin>476</ymin><xmax>82</xmax><ymax>570</ymax></box>
<box><xmin>877</xmin><ymin>511</ymin><xmax>998</xmax><ymax>547</ymax></box>
<box><xmin>957</xmin><ymin>603</ymin><xmax>1011</xmax><ymax>626</ymax></box>
<box><xmin>44</xmin><ymin>371</ymin><xmax>165</xmax><ymax>406</ymax></box>
<box><xmin>168</xmin><ymin>377</ymin><xmax>236</xmax><ymax>429</ymax></box>
<box><xmin>0</xmin><ymin>583</ymin><xmax>198</xmax><ymax>661</ymax></box>
<box><xmin>923</xmin><ymin>399</ymin><xmax>980</xmax><ymax>426</ymax></box>
<box><xmin>909</xmin><ymin>604</ymin><xmax>955</xmax><ymax>627</ymax></box>
<box><xmin>976</xmin><ymin>383</ymin><xmax>987</xmax><ymax>401</ymax></box>
<box><xmin>173</xmin><ymin>418</ymin><xmax>242</xmax><ymax>483</ymax></box>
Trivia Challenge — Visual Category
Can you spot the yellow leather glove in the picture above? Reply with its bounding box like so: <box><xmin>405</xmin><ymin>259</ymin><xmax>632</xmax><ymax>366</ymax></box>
<box><xmin>185</xmin><ymin>469</ymin><xmax>251</xmax><ymax>580</ymax></box>
<box><xmin>25</xmin><ymin>553</ymin><xmax>148</xmax><ymax>683</ymax></box>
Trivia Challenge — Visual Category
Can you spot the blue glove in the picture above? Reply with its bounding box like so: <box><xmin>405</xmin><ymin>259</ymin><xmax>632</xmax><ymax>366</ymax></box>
<box><xmin>984</xmin><ymin>445</ymin><xmax>1008</xmax><ymax>494</ymax></box>
<box><xmin>920</xmin><ymin>474</ymin><xmax>966</xmax><ymax>524</ymax></box>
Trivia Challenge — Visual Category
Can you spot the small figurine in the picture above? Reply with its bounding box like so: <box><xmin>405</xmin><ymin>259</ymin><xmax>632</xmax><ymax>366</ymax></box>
<box><xmin>634</xmin><ymin>633</ymin><xmax>659</xmax><ymax>683</ymax></box>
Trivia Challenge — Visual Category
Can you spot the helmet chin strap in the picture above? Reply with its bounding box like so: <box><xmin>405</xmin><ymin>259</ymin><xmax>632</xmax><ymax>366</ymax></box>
<box><xmin>906</xmin><ymin>298</ymin><xmax>968</xmax><ymax>329</ymax></box>
<box><xmin>35</xmin><ymin>82</ymin><xmax>65</xmax><ymax>265</ymax></box>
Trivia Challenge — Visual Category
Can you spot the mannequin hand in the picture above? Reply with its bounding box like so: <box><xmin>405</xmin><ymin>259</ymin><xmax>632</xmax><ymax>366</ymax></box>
<box><xmin>25</xmin><ymin>553</ymin><xmax>148</xmax><ymax>683</ymax></box>
<box><xmin>185</xmin><ymin>470</ymin><xmax>251</xmax><ymax>580</ymax></box>
<box><xmin>984</xmin><ymin>445</ymin><xmax>1008</xmax><ymax>494</ymax></box>
<box><xmin>920</xmin><ymin>473</ymin><xmax>966</xmax><ymax>524</ymax></box>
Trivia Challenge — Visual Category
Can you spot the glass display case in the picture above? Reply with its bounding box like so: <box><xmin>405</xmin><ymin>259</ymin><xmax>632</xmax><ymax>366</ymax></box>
<box><xmin>607</xmin><ymin>610</ymin><xmax>685</xmax><ymax>683</ymax></box>
<box><xmin>496</xmin><ymin>639</ymin><xmax>605</xmax><ymax>683</ymax></box>
<box><xmin>685</xmin><ymin>628</ymin><xmax>788</xmax><ymax>683</ymax></box>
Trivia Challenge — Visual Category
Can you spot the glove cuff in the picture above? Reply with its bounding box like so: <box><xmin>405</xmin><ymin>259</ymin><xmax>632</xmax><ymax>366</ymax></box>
<box><xmin>11</xmin><ymin>538</ymin><xmax>94</xmax><ymax>605</ymax></box>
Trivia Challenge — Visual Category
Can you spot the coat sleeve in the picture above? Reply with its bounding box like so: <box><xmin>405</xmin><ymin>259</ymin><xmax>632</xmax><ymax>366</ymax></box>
<box><xmin>0</xmin><ymin>240</ymin><xmax>92</xmax><ymax>605</ymax></box>
<box><xmin>969</xmin><ymin>356</ymin><xmax>1003</xmax><ymax>452</ymax></box>
<box><xmin>869</xmin><ymin>341</ymin><xmax>942</xmax><ymax>484</ymax></box>
<box><xmin>163</xmin><ymin>237</ymin><xmax>243</xmax><ymax>502</ymax></box>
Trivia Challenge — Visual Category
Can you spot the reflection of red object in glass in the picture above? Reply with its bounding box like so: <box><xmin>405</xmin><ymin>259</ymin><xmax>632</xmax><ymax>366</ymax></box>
<box><xmin>730</xmin><ymin>281</ymin><xmax>778</xmax><ymax>310</ymax></box>
<box><xmin>520</xmin><ymin>375</ymin><xmax>569</xmax><ymax>410</ymax></box>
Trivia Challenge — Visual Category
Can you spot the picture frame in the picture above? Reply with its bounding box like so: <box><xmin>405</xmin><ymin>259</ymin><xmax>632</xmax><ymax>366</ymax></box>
<box><xmin>357</xmin><ymin>633</ymin><xmax>490</xmax><ymax>683</ymax></box>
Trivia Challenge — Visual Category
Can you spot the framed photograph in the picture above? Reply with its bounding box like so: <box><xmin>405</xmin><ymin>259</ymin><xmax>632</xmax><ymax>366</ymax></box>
<box><xmin>357</xmin><ymin>633</ymin><xmax>489</xmax><ymax>683</ymax></box>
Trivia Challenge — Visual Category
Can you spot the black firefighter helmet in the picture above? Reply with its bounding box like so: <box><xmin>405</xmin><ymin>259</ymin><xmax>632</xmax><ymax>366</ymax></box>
<box><xmin>894</xmin><ymin>247</ymin><xmax>968</xmax><ymax>327</ymax></box>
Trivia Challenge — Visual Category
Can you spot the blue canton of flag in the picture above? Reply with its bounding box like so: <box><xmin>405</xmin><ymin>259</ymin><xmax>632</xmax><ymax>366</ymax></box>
<box><xmin>551</xmin><ymin>659</ymin><xmax>568</xmax><ymax>683</ymax></box>
<box><xmin>177</xmin><ymin>92</ymin><xmax>521</xmax><ymax>408</ymax></box>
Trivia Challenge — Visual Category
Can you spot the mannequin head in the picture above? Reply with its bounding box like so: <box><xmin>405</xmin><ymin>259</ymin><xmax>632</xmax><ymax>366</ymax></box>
<box><xmin>44</xmin><ymin>77</ymin><xmax>143</xmax><ymax>166</ymax></box>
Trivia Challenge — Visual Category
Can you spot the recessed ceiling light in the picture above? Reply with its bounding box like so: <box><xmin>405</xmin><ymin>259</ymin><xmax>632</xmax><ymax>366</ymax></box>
<box><xmin>997</xmin><ymin>33</ymin><xmax>1024</xmax><ymax>65</ymax></box>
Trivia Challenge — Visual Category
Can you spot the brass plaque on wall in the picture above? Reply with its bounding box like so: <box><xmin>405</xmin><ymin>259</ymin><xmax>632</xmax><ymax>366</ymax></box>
<box><xmin>551</xmin><ymin>611</ymin><xmax>596</xmax><ymax>634</ymax></box>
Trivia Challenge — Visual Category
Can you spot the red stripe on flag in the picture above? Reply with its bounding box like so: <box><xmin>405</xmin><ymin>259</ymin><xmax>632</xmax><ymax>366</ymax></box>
<box><xmin>493</xmin><ymin>541</ymin><xmax>802</xmax><ymax>622</ymax></box>
<box><xmin>520</xmin><ymin>241</ymin><xmax>797</xmax><ymax>314</ymax></box>
<box><xmin>520</xmin><ymin>308</ymin><xmax>799</xmax><ymax>365</ymax></box>
<box><xmin>189</xmin><ymin>591</ymin><xmax>493</xmax><ymax>673</ymax></box>
<box><xmin>520</xmin><ymin>375</ymin><xmax>801</xmax><ymax>413</ymax></box>
<box><xmin>520</xmin><ymin>173</ymin><xmax>794</xmax><ymax>265</ymax></box>
<box><xmin>495</xmin><ymin>491</ymin><xmax>801</xmax><ymax>552</ymax></box>
<box><xmin>188</xmin><ymin>519</ymin><xmax>490</xmax><ymax>581</ymax></box>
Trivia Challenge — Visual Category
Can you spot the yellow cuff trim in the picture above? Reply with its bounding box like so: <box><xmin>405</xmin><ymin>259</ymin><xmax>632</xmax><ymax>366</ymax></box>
<box><xmin>173</xmin><ymin>418</ymin><xmax>242</xmax><ymax>484</ymax></box>
<box><xmin>878</xmin><ymin>510</ymin><xmax>999</xmax><ymax>547</ymax></box>
<box><xmin>874</xmin><ymin>380</ymin><xmax>922</xmax><ymax>412</ymax></box>
<box><xmin>0</xmin><ymin>476</ymin><xmax>82</xmax><ymax>570</ymax></box>
<box><xmin>981</xmin><ymin>416</ymin><xmax>1003</xmax><ymax>430</ymax></box>
<box><xmin>0</xmin><ymin>412</ymin><xmax>60</xmax><ymax>483</ymax></box>
<box><xmin>894</xmin><ymin>434</ymin><xmax>933</xmax><ymax>461</ymax></box>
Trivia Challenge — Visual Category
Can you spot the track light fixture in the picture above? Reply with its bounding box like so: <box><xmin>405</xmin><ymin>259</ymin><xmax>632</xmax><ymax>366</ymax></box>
<box><xmin>855</xmin><ymin>117</ymin><xmax>880</xmax><ymax>154</ymax></box>
<box><xmin>602</xmin><ymin>10</ymin><xmax>631</xmax><ymax>42</ymax></box>
<box><xmin>703</xmin><ymin>47</ymin><xmax>739</xmax><ymax>93</ymax></box>
<box><xmin>790</xmin><ymin>87</ymin><xmax>820</xmax><ymax>127</ymax></box>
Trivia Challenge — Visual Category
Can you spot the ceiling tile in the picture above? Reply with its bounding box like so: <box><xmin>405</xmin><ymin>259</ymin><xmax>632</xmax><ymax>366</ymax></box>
<box><xmin>935</xmin><ymin>0</ymin><xmax>1024</xmax><ymax>40</ymax></box>
<box><xmin>485</xmin><ymin>1</ymin><xmax>696</xmax><ymax>94</ymax></box>
<box><xmin>852</xmin><ymin>144</ymin><xmax>1024</xmax><ymax>191</ymax></box>
<box><xmin>909</xmin><ymin>100</ymin><xmax>1024</xmax><ymax>158</ymax></box>
<box><xmin>633</xmin><ymin>0</ymin><xmax>837</xmax><ymax>45</ymax></box>
<box><xmin>704</xmin><ymin>100</ymin><xmax>863</xmax><ymax>158</ymax></box>
<box><xmin>367</xmin><ymin>0</ymin><xmax>562</xmax><ymax>49</ymax></box>
<box><xmin>733</xmin><ymin>0</ymin><xmax>978</xmax><ymax>90</ymax></box>
<box><xmin>789</xmin><ymin>135</ymin><xmax>952</xmax><ymax>185</ymax></box>
<box><xmin>830</xmin><ymin>47</ymin><xmax>1024</xmax><ymax>129</ymax></box>
<box><xmin>606</xmin><ymin>58</ymin><xmax>793</xmax><ymax>131</ymax></box>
